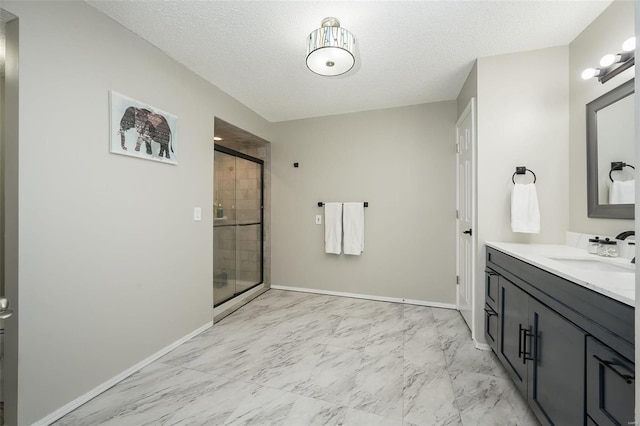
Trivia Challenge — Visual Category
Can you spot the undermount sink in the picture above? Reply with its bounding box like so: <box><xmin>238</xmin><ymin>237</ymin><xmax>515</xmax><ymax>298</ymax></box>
<box><xmin>547</xmin><ymin>257</ymin><xmax>635</xmax><ymax>273</ymax></box>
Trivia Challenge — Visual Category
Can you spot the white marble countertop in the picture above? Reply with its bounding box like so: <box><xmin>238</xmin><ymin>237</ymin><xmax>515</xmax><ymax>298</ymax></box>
<box><xmin>486</xmin><ymin>242</ymin><xmax>635</xmax><ymax>307</ymax></box>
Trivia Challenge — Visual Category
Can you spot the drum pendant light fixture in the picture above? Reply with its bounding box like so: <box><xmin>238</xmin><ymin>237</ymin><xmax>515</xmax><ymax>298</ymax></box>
<box><xmin>306</xmin><ymin>17</ymin><xmax>356</xmax><ymax>77</ymax></box>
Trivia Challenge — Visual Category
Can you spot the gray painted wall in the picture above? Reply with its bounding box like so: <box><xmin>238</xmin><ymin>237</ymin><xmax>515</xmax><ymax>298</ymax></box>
<box><xmin>2</xmin><ymin>2</ymin><xmax>272</xmax><ymax>424</ymax></box>
<box><xmin>569</xmin><ymin>0</ymin><xmax>635</xmax><ymax>236</ymax></box>
<box><xmin>474</xmin><ymin>46</ymin><xmax>570</xmax><ymax>342</ymax></box>
<box><xmin>271</xmin><ymin>102</ymin><xmax>457</xmax><ymax>304</ymax></box>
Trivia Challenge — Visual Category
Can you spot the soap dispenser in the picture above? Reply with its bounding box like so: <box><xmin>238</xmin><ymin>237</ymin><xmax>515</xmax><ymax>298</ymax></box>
<box><xmin>216</xmin><ymin>203</ymin><xmax>224</xmax><ymax>218</ymax></box>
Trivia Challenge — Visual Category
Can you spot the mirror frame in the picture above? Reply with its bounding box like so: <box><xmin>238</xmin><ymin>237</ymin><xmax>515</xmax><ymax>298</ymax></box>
<box><xmin>586</xmin><ymin>78</ymin><xmax>635</xmax><ymax>219</ymax></box>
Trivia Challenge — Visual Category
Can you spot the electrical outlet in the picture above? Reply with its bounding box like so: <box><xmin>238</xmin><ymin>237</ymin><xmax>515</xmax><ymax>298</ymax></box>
<box><xmin>315</xmin><ymin>215</ymin><xmax>322</xmax><ymax>225</ymax></box>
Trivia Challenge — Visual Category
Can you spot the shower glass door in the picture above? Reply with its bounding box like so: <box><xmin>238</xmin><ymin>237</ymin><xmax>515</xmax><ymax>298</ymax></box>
<box><xmin>213</xmin><ymin>146</ymin><xmax>263</xmax><ymax>306</ymax></box>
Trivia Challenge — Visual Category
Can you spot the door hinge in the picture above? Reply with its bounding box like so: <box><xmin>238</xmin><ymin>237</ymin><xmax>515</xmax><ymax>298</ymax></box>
<box><xmin>456</xmin><ymin>210</ymin><xmax>459</xmax><ymax>219</ymax></box>
<box><xmin>456</xmin><ymin>143</ymin><xmax>460</xmax><ymax>153</ymax></box>
<box><xmin>456</xmin><ymin>276</ymin><xmax>459</xmax><ymax>285</ymax></box>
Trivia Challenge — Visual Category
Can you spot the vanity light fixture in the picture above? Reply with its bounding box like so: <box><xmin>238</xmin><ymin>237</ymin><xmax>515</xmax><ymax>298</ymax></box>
<box><xmin>582</xmin><ymin>36</ymin><xmax>635</xmax><ymax>84</ymax></box>
<box><xmin>306</xmin><ymin>17</ymin><xmax>356</xmax><ymax>77</ymax></box>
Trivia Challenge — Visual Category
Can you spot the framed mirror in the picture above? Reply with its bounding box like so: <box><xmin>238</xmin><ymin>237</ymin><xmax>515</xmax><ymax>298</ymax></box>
<box><xmin>587</xmin><ymin>79</ymin><xmax>635</xmax><ymax>219</ymax></box>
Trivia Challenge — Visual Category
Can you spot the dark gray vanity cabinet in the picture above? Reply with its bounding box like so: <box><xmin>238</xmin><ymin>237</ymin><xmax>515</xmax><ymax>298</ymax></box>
<box><xmin>586</xmin><ymin>337</ymin><xmax>635</xmax><ymax>425</ymax></box>
<box><xmin>497</xmin><ymin>276</ymin><xmax>585</xmax><ymax>424</ymax></box>
<box><xmin>486</xmin><ymin>246</ymin><xmax>635</xmax><ymax>426</ymax></box>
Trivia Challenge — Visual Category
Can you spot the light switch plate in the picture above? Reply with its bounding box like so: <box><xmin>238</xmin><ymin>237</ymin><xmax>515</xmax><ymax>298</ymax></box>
<box><xmin>315</xmin><ymin>215</ymin><xmax>322</xmax><ymax>225</ymax></box>
<box><xmin>194</xmin><ymin>207</ymin><xmax>202</xmax><ymax>221</ymax></box>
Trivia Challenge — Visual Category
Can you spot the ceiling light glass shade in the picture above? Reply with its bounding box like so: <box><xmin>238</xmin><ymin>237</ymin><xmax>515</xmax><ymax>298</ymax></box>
<box><xmin>306</xmin><ymin>18</ymin><xmax>355</xmax><ymax>76</ymax></box>
<box><xmin>622</xmin><ymin>37</ymin><xmax>636</xmax><ymax>52</ymax></box>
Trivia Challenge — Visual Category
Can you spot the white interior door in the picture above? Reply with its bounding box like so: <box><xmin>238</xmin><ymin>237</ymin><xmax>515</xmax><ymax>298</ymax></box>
<box><xmin>456</xmin><ymin>98</ymin><xmax>476</xmax><ymax>333</ymax></box>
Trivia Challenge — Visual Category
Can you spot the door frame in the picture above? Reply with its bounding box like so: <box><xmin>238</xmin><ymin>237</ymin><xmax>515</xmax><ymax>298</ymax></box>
<box><xmin>2</xmin><ymin>12</ymin><xmax>19</xmax><ymax>425</ymax></box>
<box><xmin>455</xmin><ymin>98</ymin><xmax>477</xmax><ymax>338</ymax></box>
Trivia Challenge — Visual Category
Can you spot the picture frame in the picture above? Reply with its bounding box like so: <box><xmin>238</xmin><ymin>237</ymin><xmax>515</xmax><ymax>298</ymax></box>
<box><xmin>109</xmin><ymin>91</ymin><xmax>178</xmax><ymax>165</ymax></box>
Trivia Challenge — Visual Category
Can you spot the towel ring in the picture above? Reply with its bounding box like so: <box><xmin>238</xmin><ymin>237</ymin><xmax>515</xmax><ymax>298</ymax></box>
<box><xmin>512</xmin><ymin>167</ymin><xmax>536</xmax><ymax>184</ymax></box>
<box><xmin>609</xmin><ymin>162</ymin><xmax>635</xmax><ymax>182</ymax></box>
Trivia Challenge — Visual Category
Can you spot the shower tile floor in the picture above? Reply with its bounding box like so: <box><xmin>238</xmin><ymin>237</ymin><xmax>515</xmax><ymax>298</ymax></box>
<box><xmin>54</xmin><ymin>290</ymin><xmax>539</xmax><ymax>426</ymax></box>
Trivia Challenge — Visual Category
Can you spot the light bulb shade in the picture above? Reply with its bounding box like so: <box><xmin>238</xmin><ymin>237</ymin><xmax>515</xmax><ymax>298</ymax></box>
<box><xmin>599</xmin><ymin>54</ymin><xmax>616</xmax><ymax>67</ymax></box>
<box><xmin>622</xmin><ymin>37</ymin><xmax>636</xmax><ymax>52</ymax></box>
<box><xmin>306</xmin><ymin>19</ymin><xmax>355</xmax><ymax>76</ymax></box>
<box><xmin>582</xmin><ymin>68</ymin><xmax>597</xmax><ymax>80</ymax></box>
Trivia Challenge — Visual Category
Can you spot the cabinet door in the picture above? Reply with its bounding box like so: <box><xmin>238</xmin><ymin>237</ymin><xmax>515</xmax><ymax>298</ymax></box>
<box><xmin>527</xmin><ymin>299</ymin><xmax>585</xmax><ymax>425</ymax></box>
<box><xmin>586</xmin><ymin>337</ymin><xmax>635</xmax><ymax>426</ymax></box>
<box><xmin>498</xmin><ymin>277</ymin><xmax>529</xmax><ymax>397</ymax></box>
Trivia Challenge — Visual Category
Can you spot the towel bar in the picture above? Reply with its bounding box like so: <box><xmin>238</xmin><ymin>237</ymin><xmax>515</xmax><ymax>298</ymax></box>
<box><xmin>609</xmin><ymin>162</ymin><xmax>635</xmax><ymax>182</ymax></box>
<box><xmin>318</xmin><ymin>202</ymin><xmax>369</xmax><ymax>207</ymax></box>
<box><xmin>512</xmin><ymin>167</ymin><xmax>536</xmax><ymax>184</ymax></box>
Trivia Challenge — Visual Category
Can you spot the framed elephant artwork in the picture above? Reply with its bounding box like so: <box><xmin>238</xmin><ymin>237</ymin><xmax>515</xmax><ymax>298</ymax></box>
<box><xmin>109</xmin><ymin>91</ymin><xmax>178</xmax><ymax>165</ymax></box>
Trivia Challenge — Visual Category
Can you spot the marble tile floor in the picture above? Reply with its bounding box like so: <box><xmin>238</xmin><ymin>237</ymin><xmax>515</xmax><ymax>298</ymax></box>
<box><xmin>54</xmin><ymin>290</ymin><xmax>540</xmax><ymax>426</ymax></box>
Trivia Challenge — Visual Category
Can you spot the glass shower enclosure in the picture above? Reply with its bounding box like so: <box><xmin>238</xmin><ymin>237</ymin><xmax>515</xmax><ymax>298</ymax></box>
<box><xmin>213</xmin><ymin>146</ymin><xmax>264</xmax><ymax>306</ymax></box>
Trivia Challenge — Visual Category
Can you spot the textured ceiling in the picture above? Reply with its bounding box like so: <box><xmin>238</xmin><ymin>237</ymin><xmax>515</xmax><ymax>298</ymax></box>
<box><xmin>87</xmin><ymin>1</ymin><xmax>612</xmax><ymax>122</ymax></box>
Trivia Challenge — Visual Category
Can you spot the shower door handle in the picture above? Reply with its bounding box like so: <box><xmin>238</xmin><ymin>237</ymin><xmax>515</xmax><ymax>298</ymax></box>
<box><xmin>463</xmin><ymin>229</ymin><xmax>472</xmax><ymax>236</ymax></box>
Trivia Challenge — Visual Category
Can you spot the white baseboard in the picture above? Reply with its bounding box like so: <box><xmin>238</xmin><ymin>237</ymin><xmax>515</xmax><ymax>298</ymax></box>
<box><xmin>33</xmin><ymin>321</ymin><xmax>213</xmax><ymax>426</ymax></box>
<box><xmin>473</xmin><ymin>340</ymin><xmax>492</xmax><ymax>351</ymax></box>
<box><xmin>270</xmin><ymin>285</ymin><xmax>457</xmax><ymax>310</ymax></box>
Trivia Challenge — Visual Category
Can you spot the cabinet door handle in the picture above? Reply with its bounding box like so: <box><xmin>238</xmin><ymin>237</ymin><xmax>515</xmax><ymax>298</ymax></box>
<box><xmin>519</xmin><ymin>325</ymin><xmax>534</xmax><ymax>364</ymax></box>
<box><xmin>484</xmin><ymin>307</ymin><xmax>497</xmax><ymax>317</ymax></box>
<box><xmin>593</xmin><ymin>355</ymin><xmax>635</xmax><ymax>384</ymax></box>
<box><xmin>523</xmin><ymin>329</ymin><xmax>534</xmax><ymax>364</ymax></box>
<box><xmin>518</xmin><ymin>324</ymin><xmax>524</xmax><ymax>359</ymax></box>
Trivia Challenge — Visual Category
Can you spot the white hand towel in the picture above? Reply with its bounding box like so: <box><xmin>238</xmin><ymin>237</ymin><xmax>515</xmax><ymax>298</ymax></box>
<box><xmin>343</xmin><ymin>202</ymin><xmax>365</xmax><ymax>255</ymax></box>
<box><xmin>511</xmin><ymin>183</ymin><xmax>540</xmax><ymax>234</ymax></box>
<box><xmin>324</xmin><ymin>203</ymin><xmax>342</xmax><ymax>254</ymax></box>
<box><xmin>609</xmin><ymin>179</ymin><xmax>635</xmax><ymax>204</ymax></box>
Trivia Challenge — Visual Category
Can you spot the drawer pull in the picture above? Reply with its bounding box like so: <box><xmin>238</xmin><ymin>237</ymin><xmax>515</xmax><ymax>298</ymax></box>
<box><xmin>593</xmin><ymin>355</ymin><xmax>635</xmax><ymax>384</ymax></box>
<box><xmin>484</xmin><ymin>307</ymin><xmax>497</xmax><ymax>317</ymax></box>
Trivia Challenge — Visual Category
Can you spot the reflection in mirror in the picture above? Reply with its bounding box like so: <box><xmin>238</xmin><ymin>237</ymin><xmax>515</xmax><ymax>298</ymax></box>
<box><xmin>587</xmin><ymin>79</ymin><xmax>635</xmax><ymax>219</ymax></box>
<box><xmin>597</xmin><ymin>94</ymin><xmax>634</xmax><ymax>204</ymax></box>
